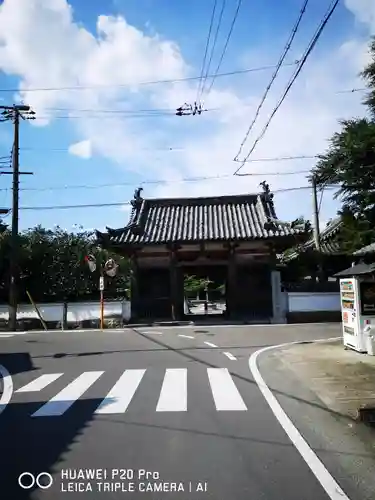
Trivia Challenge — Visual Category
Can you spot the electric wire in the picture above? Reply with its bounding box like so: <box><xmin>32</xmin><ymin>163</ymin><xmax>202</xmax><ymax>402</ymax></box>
<box><xmin>201</xmin><ymin>0</ymin><xmax>227</xmax><ymax>98</ymax></box>
<box><xmin>197</xmin><ymin>0</ymin><xmax>219</xmax><ymax>102</ymax></box>
<box><xmin>0</xmin><ymin>61</ymin><xmax>299</xmax><ymax>94</ymax></box>
<box><xmin>233</xmin><ymin>0</ymin><xmax>309</xmax><ymax>161</ymax></box>
<box><xmin>233</xmin><ymin>0</ymin><xmax>340</xmax><ymax>175</ymax></box>
<box><xmin>205</xmin><ymin>0</ymin><xmax>243</xmax><ymax>97</ymax></box>
<box><xmin>17</xmin><ymin>184</ymin><xmax>338</xmax><ymax>211</ymax></box>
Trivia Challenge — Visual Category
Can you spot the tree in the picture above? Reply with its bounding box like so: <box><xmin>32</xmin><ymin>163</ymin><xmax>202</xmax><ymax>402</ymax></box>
<box><xmin>311</xmin><ymin>36</ymin><xmax>375</xmax><ymax>251</ymax></box>
<box><xmin>0</xmin><ymin>225</ymin><xmax>130</xmax><ymax>303</ymax></box>
<box><xmin>362</xmin><ymin>37</ymin><xmax>375</xmax><ymax>117</ymax></box>
<box><xmin>184</xmin><ymin>275</ymin><xmax>212</xmax><ymax>296</ymax></box>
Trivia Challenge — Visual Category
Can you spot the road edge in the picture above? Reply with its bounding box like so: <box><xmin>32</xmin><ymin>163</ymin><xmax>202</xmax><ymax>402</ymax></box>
<box><xmin>249</xmin><ymin>337</ymin><xmax>350</xmax><ymax>500</ymax></box>
<box><xmin>0</xmin><ymin>364</ymin><xmax>13</xmax><ymax>415</ymax></box>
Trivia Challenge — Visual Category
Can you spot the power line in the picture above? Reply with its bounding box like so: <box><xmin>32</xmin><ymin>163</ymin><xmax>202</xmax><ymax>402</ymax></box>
<box><xmin>233</xmin><ymin>0</ymin><xmax>340</xmax><ymax>175</ymax></box>
<box><xmin>196</xmin><ymin>0</ymin><xmax>218</xmax><ymax>102</ymax></box>
<box><xmin>44</xmin><ymin>106</ymin><xmax>179</xmax><ymax>114</ymax></box>
<box><xmin>205</xmin><ymin>0</ymin><xmax>243</xmax><ymax>97</ymax></box>
<box><xmin>201</xmin><ymin>0</ymin><xmax>227</xmax><ymax>98</ymax></box>
<box><xmin>32</xmin><ymin>108</ymin><xmax>215</xmax><ymax>121</ymax></box>
<box><xmin>234</xmin><ymin>154</ymin><xmax>318</xmax><ymax>162</ymax></box>
<box><xmin>335</xmin><ymin>87</ymin><xmax>366</xmax><ymax>94</ymax></box>
<box><xmin>0</xmin><ymin>62</ymin><xmax>297</xmax><ymax>94</ymax></box>
<box><xmin>8</xmin><ymin>167</ymin><xmax>317</xmax><ymax>194</ymax></box>
<box><xmin>21</xmin><ymin>146</ymin><xmax>185</xmax><ymax>153</ymax></box>
<box><xmin>17</xmin><ymin>185</ymin><xmax>337</xmax><ymax>211</ymax></box>
<box><xmin>233</xmin><ymin>0</ymin><xmax>309</xmax><ymax>161</ymax></box>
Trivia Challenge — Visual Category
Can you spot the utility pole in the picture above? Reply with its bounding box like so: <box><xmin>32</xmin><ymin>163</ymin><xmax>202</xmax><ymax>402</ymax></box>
<box><xmin>311</xmin><ymin>174</ymin><xmax>321</xmax><ymax>251</ymax></box>
<box><xmin>311</xmin><ymin>173</ymin><xmax>325</xmax><ymax>282</ymax></box>
<box><xmin>0</xmin><ymin>104</ymin><xmax>35</xmax><ymax>331</ymax></box>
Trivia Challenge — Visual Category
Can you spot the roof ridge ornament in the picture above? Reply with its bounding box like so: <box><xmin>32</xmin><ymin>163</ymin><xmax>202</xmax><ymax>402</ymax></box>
<box><xmin>131</xmin><ymin>187</ymin><xmax>143</xmax><ymax>208</ymax></box>
<box><xmin>259</xmin><ymin>180</ymin><xmax>274</xmax><ymax>203</ymax></box>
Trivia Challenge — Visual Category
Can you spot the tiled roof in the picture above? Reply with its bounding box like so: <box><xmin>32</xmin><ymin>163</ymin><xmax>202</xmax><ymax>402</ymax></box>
<box><xmin>97</xmin><ymin>193</ymin><xmax>304</xmax><ymax>246</ymax></box>
<box><xmin>353</xmin><ymin>242</ymin><xmax>375</xmax><ymax>256</ymax></box>
<box><xmin>282</xmin><ymin>217</ymin><xmax>343</xmax><ymax>261</ymax></box>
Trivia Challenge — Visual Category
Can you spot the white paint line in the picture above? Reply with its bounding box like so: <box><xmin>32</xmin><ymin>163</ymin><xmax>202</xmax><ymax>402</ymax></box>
<box><xmin>207</xmin><ymin>368</ymin><xmax>247</xmax><ymax>411</ymax></box>
<box><xmin>223</xmin><ymin>352</ymin><xmax>237</xmax><ymax>361</ymax></box>
<box><xmin>204</xmin><ymin>341</ymin><xmax>218</xmax><ymax>348</ymax></box>
<box><xmin>16</xmin><ymin>373</ymin><xmax>63</xmax><ymax>393</ymax></box>
<box><xmin>32</xmin><ymin>371</ymin><xmax>104</xmax><ymax>417</ymax></box>
<box><xmin>156</xmin><ymin>369</ymin><xmax>187</xmax><ymax>412</ymax></box>
<box><xmin>0</xmin><ymin>335</ymin><xmax>14</xmax><ymax>338</ymax></box>
<box><xmin>0</xmin><ymin>364</ymin><xmax>13</xmax><ymax>415</ymax></box>
<box><xmin>160</xmin><ymin>322</ymin><xmax>339</xmax><ymax>329</ymax></box>
<box><xmin>142</xmin><ymin>330</ymin><xmax>163</xmax><ymax>335</ymax></box>
<box><xmin>178</xmin><ymin>334</ymin><xmax>194</xmax><ymax>339</ymax></box>
<box><xmin>95</xmin><ymin>370</ymin><xmax>146</xmax><ymax>414</ymax></box>
<box><xmin>4</xmin><ymin>329</ymin><xmax>129</xmax><ymax>335</ymax></box>
<box><xmin>249</xmin><ymin>337</ymin><xmax>350</xmax><ymax>500</ymax></box>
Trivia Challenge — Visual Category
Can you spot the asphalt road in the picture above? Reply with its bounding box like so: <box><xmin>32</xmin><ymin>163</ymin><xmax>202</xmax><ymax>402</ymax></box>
<box><xmin>0</xmin><ymin>323</ymin><xmax>372</xmax><ymax>499</ymax></box>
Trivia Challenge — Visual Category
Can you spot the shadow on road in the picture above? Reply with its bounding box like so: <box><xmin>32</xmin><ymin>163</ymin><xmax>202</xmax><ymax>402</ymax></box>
<box><xmin>0</xmin><ymin>353</ymin><xmax>37</xmax><ymax>376</ymax></box>
<box><xmin>0</xmin><ymin>398</ymin><xmax>103</xmax><ymax>499</ymax></box>
<box><xmin>29</xmin><ymin>345</ymin><xmax>273</xmax><ymax>359</ymax></box>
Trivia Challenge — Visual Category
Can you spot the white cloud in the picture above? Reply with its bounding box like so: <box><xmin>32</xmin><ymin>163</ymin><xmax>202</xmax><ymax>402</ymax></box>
<box><xmin>345</xmin><ymin>0</ymin><xmax>375</xmax><ymax>31</ymax></box>
<box><xmin>68</xmin><ymin>139</ymin><xmax>92</xmax><ymax>159</ymax></box>
<box><xmin>0</xmin><ymin>0</ymin><xmax>373</xmax><ymax>224</ymax></box>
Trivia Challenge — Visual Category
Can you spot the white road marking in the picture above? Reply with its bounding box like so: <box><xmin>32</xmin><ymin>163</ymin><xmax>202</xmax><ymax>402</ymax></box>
<box><xmin>207</xmin><ymin>368</ymin><xmax>247</xmax><ymax>411</ymax></box>
<box><xmin>142</xmin><ymin>330</ymin><xmax>163</xmax><ymax>335</ymax></box>
<box><xmin>162</xmin><ymin>322</ymin><xmax>337</xmax><ymax>329</ymax></box>
<box><xmin>32</xmin><ymin>371</ymin><xmax>104</xmax><ymax>417</ymax></box>
<box><xmin>204</xmin><ymin>341</ymin><xmax>218</xmax><ymax>348</ymax></box>
<box><xmin>156</xmin><ymin>368</ymin><xmax>187</xmax><ymax>412</ymax></box>
<box><xmin>178</xmin><ymin>334</ymin><xmax>194</xmax><ymax>339</ymax></box>
<box><xmin>0</xmin><ymin>335</ymin><xmax>14</xmax><ymax>338</ymax></box>
<box><xmin>249</xmin><ymin>337</ymin><xmax>350</xmax><ymax>500</ymax></box>
<box><xmin>16</xmin><ymin>373</ymin><xmax>63</xmax><ymax>393</ymax></box>
<box><xmin>223</xmin><ymin>352</ymin><xmax>237</xmax><ymax>360</ymax></box>
<box><xmin>0</xmin><ymin>364</ymin><xmax>13</xmax><ymax>415</ymax></box>
<box><xmin>95</xmin><ymin>369</ymin><xmax>146</xmax><ymax>414</ymax></box>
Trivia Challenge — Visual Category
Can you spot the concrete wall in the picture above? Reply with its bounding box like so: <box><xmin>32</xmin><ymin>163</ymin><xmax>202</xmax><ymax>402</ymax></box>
<box><xmin>286</xmin><ymin>292</ymin><xmax>341</xmax><ymax>323</ymax></box>
<box><xmin>0</xmin><ymin>300</ymin><xmax>131</xmax><ymax>329</ymax></box>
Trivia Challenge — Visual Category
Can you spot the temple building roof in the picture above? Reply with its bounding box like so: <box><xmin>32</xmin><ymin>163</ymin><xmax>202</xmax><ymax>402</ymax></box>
<box><xmin>282</xmin><ymin>217</ymin><xmax>343</xmax><ymax>262</ymax></box>
<box><xmin>96</xmin><ymin>185</ymin><xmax>306</xmax><ymax>247</ymax></box>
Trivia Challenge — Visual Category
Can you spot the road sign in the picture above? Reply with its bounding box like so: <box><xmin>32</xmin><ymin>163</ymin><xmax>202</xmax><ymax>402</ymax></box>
<box><xmin>104</xmin><ymin>258</ymin><xmax>118</xmax><ymax>277</ymax></box>
<box><xmin>99</xmin><ymin>276</ymin><xmax>104</xmax><ymax>291</ymax></box>
<box><xmin>85</xmin><ymin>254</ymin><xmax>96</xmax><ymax>272</ymax></box>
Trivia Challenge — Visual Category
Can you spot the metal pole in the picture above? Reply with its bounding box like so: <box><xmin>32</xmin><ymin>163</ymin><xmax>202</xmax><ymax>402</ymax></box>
<box><xmin>9</xmin><ymin>109</ymin><xmax>19</xmax><ymax>331</ymax></box>
<box><xmin>100</xmin><ymin>266</ymin><xmax>104</xmax><ymax>329</ymax></box>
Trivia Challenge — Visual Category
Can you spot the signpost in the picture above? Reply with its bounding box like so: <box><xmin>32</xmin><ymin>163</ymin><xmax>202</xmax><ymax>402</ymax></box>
<box><xmin>85</xmin><ymin>254</ymin><xmax>119</xmax><ymax>330</ymax></box>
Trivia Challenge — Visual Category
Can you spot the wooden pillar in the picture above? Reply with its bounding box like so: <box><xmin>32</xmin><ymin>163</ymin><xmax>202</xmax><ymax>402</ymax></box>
<box><xmin>169</xmin><ymin>248</ymin><xmax>178</xmax><ymax>321</ymax></box>
<box><xmin>226</xmin><ymin>244</ymin><xmax>237</xmax><ymax>318</ymax></box>
<box><xmin>130</xmin><ymin>253</ymin><xmax>139</xmax><ymax>321</ymax></box>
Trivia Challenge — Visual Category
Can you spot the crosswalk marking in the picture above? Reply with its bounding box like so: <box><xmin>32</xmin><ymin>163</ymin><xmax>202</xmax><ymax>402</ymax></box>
<box><xmin>207</xmin><ymin>368</ymin><xmax>247</xmax><ymax>411</ymax></box>
<box><xmin>14</xmin><ymin>367</ymin><xmax>249</xmax><ymax>416</ymax></box>
<box><xmin>156</xmin><ymin>369</ymin><xmax>187</xmax><ymax>412</ymax></box>
<box><xmin>16</xmin><ymin>373</ymin><xmax>63</xmax><ymax>393</ymax></box>
<box><xmin>32</xmin><ymin>371</ymin><xmax>104</xmax><ymax>417</ymax></box>
<box><xmin>95</xmin><ymin>370</ymin><xmax>146</xmax><ymax>414</ymax></box>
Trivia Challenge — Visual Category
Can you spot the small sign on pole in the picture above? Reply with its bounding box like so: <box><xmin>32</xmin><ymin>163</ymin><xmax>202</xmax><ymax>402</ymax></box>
<box><xmin>99</xmin><ymin>276</ymin><xmax>104</xmax><ymax>291</ymax></box>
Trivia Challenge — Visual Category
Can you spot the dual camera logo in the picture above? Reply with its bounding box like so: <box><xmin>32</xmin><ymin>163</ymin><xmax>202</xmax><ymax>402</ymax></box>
<box><xmin>18</xmin><ymin>472</ymin><xmax>53</xmax><ymax>490</ymax></box>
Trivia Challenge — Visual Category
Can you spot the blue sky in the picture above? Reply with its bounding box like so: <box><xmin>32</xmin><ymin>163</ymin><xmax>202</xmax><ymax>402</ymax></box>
<box><xmin>0</xmin><ymin>0</ymin><xmax>373</xmax><ymax>233</ymax></box>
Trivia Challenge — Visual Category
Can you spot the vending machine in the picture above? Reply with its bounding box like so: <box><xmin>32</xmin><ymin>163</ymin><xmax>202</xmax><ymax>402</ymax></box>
<box><xmin>339</xmin><ymin>276</ymin><xmax>375</xmax><ymax>353</ymax></box>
